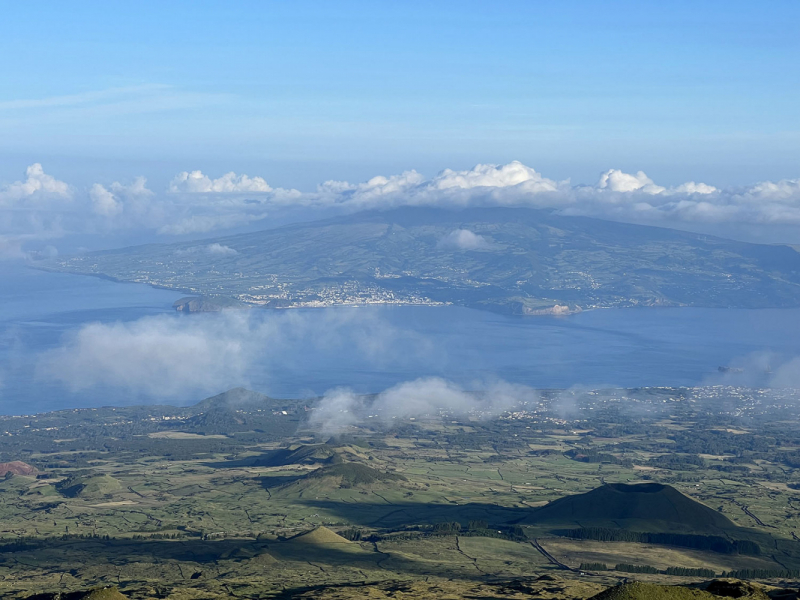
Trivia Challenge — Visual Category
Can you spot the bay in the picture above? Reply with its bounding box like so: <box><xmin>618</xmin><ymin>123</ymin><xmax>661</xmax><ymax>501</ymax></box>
<box><xmin>1</xmin><ymin>264</ymin><xmax>798</xmax><ymax>414</ymax></box>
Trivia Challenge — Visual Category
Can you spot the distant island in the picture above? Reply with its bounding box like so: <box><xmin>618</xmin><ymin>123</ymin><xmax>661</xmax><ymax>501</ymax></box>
<box><xmin>43</xmin><ymin>206</ymin><xmax>800</xmax><ymax>315</ymax></box>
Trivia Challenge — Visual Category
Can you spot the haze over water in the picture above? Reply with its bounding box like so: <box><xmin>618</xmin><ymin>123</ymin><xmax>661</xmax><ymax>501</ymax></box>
<box><xmin>1</xmin><ymin>264</ymin><xmax>798</xmax><ymax>415</ymax></box>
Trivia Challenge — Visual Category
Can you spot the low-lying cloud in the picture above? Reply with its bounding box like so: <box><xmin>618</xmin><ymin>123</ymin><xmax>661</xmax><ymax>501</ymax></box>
<box><xmin>5</xmin><ymin>160</ymin><xmax>800</xmax><ymax>258</ymax></box>
<box><xmin>705</xmin><ymin>351</ymin><xmax>800</xmax><ymax>390</ymax></box>
<box><xmin>176</xmin><ymin>243</ymin><xmax>238</xmax><ymax>257</ymax></box>
<box><xmin>308</xmin><ymin>377</ymin><xmax>539</xmax><ymax>435</ymax></box>
<box><xmin>38</xmin><ymin>313</ymin><xmax>251</xmax><ymax>398</ymax></box>
<box><xmin>36</xmin><ymin>308</ymin><xmax>432</xmax><ymax>403</ymax></box>
<box><xmin>437</xmin><ymin>229</ymin><xmax>492</xmax><ymax>251</ymax></box>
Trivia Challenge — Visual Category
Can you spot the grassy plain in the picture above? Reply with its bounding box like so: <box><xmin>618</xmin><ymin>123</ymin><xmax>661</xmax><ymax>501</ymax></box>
<box><xmin>0</xmin><ymin>386</ymin><xmax>799</xmax><ymax>598</ymax></box>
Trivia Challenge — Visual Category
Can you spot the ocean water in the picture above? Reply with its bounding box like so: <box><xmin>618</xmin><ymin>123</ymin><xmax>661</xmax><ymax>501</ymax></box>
<box><xmin>1</xmin><ymin>264</ymin><xmax>799</xmax><ymax>414</ymax></box>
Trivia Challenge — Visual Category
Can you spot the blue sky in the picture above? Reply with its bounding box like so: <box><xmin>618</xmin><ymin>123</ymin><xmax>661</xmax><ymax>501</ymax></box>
<box><xmin>1</xmin><ymin>0</ymin><xmax>798</xmax><ymax>191</ymax></box>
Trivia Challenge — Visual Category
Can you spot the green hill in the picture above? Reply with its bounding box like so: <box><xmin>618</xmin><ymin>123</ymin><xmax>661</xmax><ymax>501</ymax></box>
<box><xmin>193</xmin><ymin>387</ymin><xmax>275</xmax><ymax>411</ymax></box>
<box><xmin>207</xmin><ymin>444</ymin><xmax>341</xmax><ymax>469</ymax></box>
<box><xmin>588</xmin><ymin>580</ymin><xmax>771</xmax><ymax>600</ymax></box>
<box><xmin>0</xmin><ymin>473</ymin><xmax>38</xmax><ymax>493</ymax></box>
<box><xmin>25</xmin><ymin>586</ymin><xmax>128</xmax><ymax>600</ymax></box>
<box><xmin>588</xmin><ymin>582</ymin><xmax>716</xmax><ymax>600</ymax></box>
<box><xmin>184</xmin><ymin>388</ymin><xmax>301</xmax><ymax>437</ymax></box>
<box><xmin>531</xmin><ymin>483</ymin><xmax>737</xmax><ymax>534</ymax></box>
<box><xmin>305</xmin><ymin>463</ymin><xmax>407</xmax><ymax>488</ymax></box>
<box><xmin>268</xmin><ymin>462</ymin><xmax>407</xmax><ymax>495</ymax></box>
<box><xmin>287</xmin><ymin>526</ymin><xmax>352</xmax><ymax>545</ymax></box>
<box><xmin>278</xmin><ymin>444</ymin><xmax>341</xmax><ymax>466</ymax></box>
<box><xmin>55</xmin><ymin>474</ymin><xmax>121</xmax><ymax>498</ymax></box>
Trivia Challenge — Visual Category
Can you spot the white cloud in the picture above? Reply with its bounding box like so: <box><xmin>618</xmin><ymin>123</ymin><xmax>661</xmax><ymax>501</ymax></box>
<box><xmin>89</xmin><ymin>183</ymin><xmax>123</xmax><ymax>217</ymax></box>
<box><xmin>438</xmin><ymin>229</ymin><xmax>492</xmax><ymax>251</ymax></box>
<box><xmin>670</xmin><ymin>181</ymin><xmax>717</xmax><ymax>195</ymax></box>
<box><xmin>316</xmin><ymin>162</ymin><xmax>563</xmax><ymax>210</ymax></box>
<box><xmin>306</xmin><ymin>388</ymin><xmax>366</xmax><ymax>435</ymax></box>
<box><xmin>0</xmin><ymin>163</ymin><xmax>71</xmax><ymax>207</ymax></box>
<box><xmin>432</xmin><ymin>160</ymin><xmax>558</xmax><ymax>191</ymax></box>
<box><xmin>317</xmin><ymin>170</ymin><xmax>425</xmax><ymax>205</ymax></box>
<box><xmin>87</xmin><ymin>177</ymin><xmax>160</xmax><ymax>227</ymax></box>
<box><xmin>596</xmin><ymin>169</ymin><xmax>666</xmax><ymax>195</ymax></box>
<box><xmin>743</xmin><ymin>178</ymin><xmax>800</xmax><ymax>201</ymax></box>
<box><xmin>169</xmin><ymin>170</ymin><xmax>273</xmax><ymax>193</ymax></box>
<box><xmin>207</xmin><ymin>242</ymin><xmax>237</xmax><ymax>256</ymax></box>
<box><xmin>39</xmin><ymin>313</ymin><xmax>249</xmax><ymax>398</ymax></box>
<box><xmin>0</xmin><ymin>164</ymin><xmax>72</xmax><ymax>260</ymax></box>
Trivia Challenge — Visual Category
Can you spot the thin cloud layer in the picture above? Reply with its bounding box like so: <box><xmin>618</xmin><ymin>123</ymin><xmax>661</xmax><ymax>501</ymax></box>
<box><xmin>4</xmin><ymin>161</ymin><xmax>800</xmax><ymax>258</ymax></box>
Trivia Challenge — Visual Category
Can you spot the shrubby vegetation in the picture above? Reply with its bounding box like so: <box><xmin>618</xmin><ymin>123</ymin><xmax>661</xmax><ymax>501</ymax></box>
<box><xmin>615</xmin><ymin>563</ymin><xmax>659</xmax><ymax>574</ymax></box>
<box><xmin>722</xmin><ymin>568</ymin><xmax>800</xmax><ymax>579</ymax></box>
<box><xmin>664</xmin><ymin>567</ymin><xmax>716</xmax><ymax>577</ymax></box>
<box><xmin>646</xmin><ymin>454</ymin><xmax>705</xmax><ymax>470</ymax></box>
<box><xmin>564</xmin><ymin>448</ymin><xmax>632</xmax><ymax>467</ymax></box>
<box><xmin>588</xmin><ymin>564</ymin><xmax>717</xmax><ymax>577</ymax></box>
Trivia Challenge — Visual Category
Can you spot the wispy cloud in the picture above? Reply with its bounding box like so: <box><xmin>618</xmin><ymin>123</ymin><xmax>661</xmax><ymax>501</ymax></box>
<box><xmin>0</xmin><ymin>85</ymin><xmax>233</xmax><ymax>126</ymax></box>
<box><xmin>0</xmin><ymin>85</ymin><xmax>172</xmax><ymax>111</ymax></box>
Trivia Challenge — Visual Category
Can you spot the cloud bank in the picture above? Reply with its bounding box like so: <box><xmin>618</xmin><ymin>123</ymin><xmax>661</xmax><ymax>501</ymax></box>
<box><xmin>4</xmin><ymin>160</ymin><xmax>800</xmax><ymax>258</ymax></box>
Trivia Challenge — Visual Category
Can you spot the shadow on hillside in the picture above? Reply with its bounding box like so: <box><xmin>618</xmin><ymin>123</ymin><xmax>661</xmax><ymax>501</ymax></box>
<box><xmin>0</xmin><ymin>537</ymin><xmax>518</xmax><ymax>582</ymax></box>
<box><xmin>203</xmin><ymin>451</ymin><xmax>288</xmax><ymax>469</ymax></box>
<box><xmin>258</xmin><ymin>474</ymin><xmax>306</xmax><ymax>489</ymax></box>
<box><xmin>301</xmin><ymin>499</ymin><xmax>536</xmax><ymax>528</ymax></box>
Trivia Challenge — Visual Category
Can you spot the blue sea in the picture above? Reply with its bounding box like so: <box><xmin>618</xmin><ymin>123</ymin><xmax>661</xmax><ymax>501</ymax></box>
<box><xmin>1</xmin><ymin>263</ymin><xmax>799</xmax><ymax>414</ymax></box>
